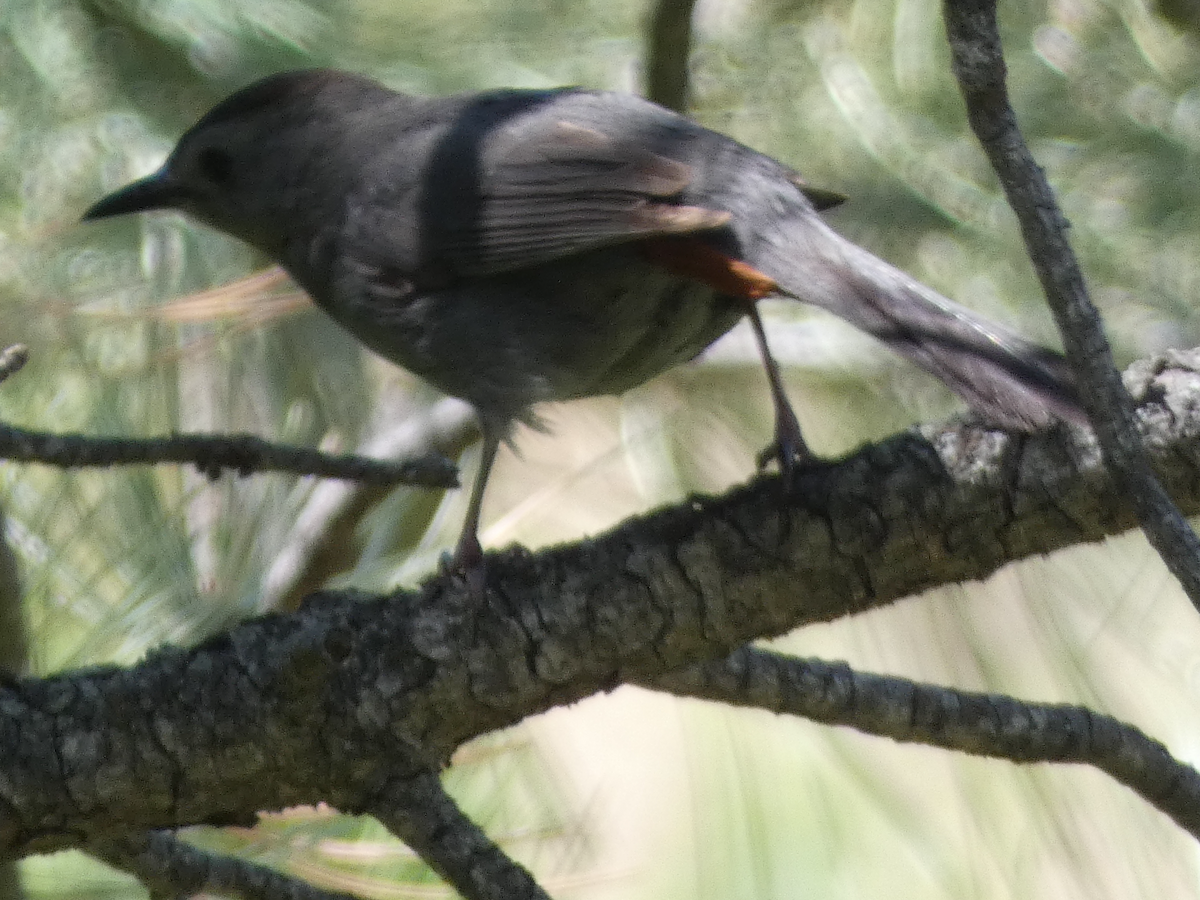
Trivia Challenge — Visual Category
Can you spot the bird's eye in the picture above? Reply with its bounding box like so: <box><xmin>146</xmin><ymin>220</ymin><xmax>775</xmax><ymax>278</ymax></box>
<box><xmin>196</xmin><ymin>147</ymin><xmax>234</xmax><ymax>186</ymax></box>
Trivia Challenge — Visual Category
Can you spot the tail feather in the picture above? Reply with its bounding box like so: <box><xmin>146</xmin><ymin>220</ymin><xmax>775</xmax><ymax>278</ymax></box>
<box><xmin>759</xmin><ymin>219</ymin><xmax>1088</xmax><ymax>431</ymax></box>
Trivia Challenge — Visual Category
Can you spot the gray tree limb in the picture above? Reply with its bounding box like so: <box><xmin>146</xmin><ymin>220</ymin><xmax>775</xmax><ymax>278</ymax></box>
<box><xmin>0</xmin><ymin>424</ymin><xmax>457</xmax><ymax>488</ymax></box>
<box><xmin>645</xmin><ymin>646</ymin><xmax>1200</xmax><ymax>838</ymax></box>
<box><xmin>943</xmin><ymin>0</ymin><xmax>1200</xmax><ymax>613</ymax></box>
<box><xmin>1</xmin><ymin>348</ymin><xmax>1200</xmax><ymax>860</ymax></box>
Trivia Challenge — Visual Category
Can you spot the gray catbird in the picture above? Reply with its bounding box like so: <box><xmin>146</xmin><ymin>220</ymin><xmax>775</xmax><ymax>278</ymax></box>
<box><xmin>84</xmin><ymin>69</ymin><xmax>1085</xmax><ymax>576</ymax></box>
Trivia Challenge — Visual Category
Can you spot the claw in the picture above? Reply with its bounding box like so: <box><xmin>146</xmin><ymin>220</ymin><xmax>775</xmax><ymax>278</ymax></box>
<box><xmin>756</xmin><ymin>400</ymin><xmax>814</xmax><ymax>484</ymax></box>
<box><xmin>744</xmin><ymin>304</ymin><xmax>816</xmax><ymax>484</ymax></box>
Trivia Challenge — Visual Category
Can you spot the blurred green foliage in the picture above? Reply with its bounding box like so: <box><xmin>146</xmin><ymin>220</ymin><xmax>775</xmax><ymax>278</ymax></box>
<box><xmin>3</xmin><ymin>0</ymin><xmax>1200</xmax><ymax>897</ymax></box>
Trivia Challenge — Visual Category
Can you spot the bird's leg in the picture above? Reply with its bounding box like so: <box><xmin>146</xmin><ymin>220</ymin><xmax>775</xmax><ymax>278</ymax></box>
<box><xmin>746</xmin><ymin>305</ymin><xmax>813</xmax><ymax>479</ymax></box>
<box><xmin>449</xmin><ymin>427</ymin><xmax>502</xmax><ymax>593</ymax></box>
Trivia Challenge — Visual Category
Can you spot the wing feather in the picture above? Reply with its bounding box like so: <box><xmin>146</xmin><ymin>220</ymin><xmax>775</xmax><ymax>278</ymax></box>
<box><xmin>348</xmin><ymin>89</ymin><xmax>834</xmax><ymax>281</ymax></box>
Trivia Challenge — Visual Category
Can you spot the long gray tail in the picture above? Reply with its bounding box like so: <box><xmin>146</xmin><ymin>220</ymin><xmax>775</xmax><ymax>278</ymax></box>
<box><xmin>758</xmin><ymin>218</ymin><xmax>1088</xmax><ymax>431</ymax></box>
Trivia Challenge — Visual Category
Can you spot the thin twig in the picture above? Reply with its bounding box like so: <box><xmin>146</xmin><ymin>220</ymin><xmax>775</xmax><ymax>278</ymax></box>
<box><xmin>941</xmin><ymin>0</ymin><xmax>1200</xmax><ymax>612</ymax></box>
<box><xmin>647</xmin><ymin>647</ymin><xmax>1200</xmax><ymax>838</ymax></box>
<box><xmin>0</xmin><ymin>346</ymin><xmax>27</xmax><ymax>386</ymax></box>
<box><xmin>0</xmin><ymin>423</ymin><xmax>458</xmax><ymax>487</ymax></box>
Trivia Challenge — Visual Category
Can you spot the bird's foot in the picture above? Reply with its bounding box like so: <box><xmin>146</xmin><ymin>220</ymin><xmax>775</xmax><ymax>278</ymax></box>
<box><xmin>757</xmin><ymin>410</ymin><xmax>815</xmax><ymax>484</ymax></box>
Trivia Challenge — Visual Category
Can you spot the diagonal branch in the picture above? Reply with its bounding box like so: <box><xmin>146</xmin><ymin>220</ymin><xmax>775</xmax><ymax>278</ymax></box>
<box><xmin>0</xmin><ymin>423</ymin><xmax>458</xmax><ymax>487</ymax></box>
<box><xmin>644</xmin><ymin>647</ymin><xmax>1200</xmax><ymax>838</ymax></box>
<box><xmin>367</xmin><ymin>771</ymin><xmax>551</xmax><ymax>900</ymax></box>
<box><xmin>93</xmin><ymin>830</ymin><xmax>361</xmax><ymax>900</ymax></box>
<box><xmin>941</xmin><ymin>0</ymin><xmax>1200</xmax><ymax>613</ymax></box>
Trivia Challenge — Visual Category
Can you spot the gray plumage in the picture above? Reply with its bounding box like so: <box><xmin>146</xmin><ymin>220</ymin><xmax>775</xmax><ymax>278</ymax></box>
<box><xmin>84</xmin><ymin>69</ymin><xmax>1085</xmax><ymax>572</ymax></box>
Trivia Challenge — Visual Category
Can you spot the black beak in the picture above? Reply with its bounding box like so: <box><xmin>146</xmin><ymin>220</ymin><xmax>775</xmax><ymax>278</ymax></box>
<box><xmin>82</xmin><ymin>171</ymin><xmax>179</xmax><ymax>221</ymax></box>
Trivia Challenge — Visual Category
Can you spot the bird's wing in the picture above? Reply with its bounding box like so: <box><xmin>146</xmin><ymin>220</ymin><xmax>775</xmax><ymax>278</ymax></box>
<box><xmin>345</xmin><ymin>89</ymin><xmax>809</xmax><ymax>279</ymax></box>
<box><xmin>408</xmin><ymin>112</ymin><xmax>737</xmax><ymax>276</ymax></box>
<box><xmin>350</xmin><ymin>89</ymin><xmax>843</xmax><ymax>280</ymax></box>
<box><xmin>459</xmin><ymin>120</ymin><xmax>736</xmax><ymax>272</ymax></box>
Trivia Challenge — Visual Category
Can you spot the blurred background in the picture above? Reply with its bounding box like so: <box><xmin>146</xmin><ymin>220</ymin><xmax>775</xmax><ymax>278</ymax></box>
<box><xmin>4</xmin><ymin>0</ymin><xmax>1200</xmax><ymax>896</ymax></box>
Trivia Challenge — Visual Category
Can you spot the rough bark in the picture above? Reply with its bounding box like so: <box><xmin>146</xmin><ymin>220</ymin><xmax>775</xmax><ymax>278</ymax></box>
<box><xmin>1</xmin><ymin>348</ymin><xmax>1199</xmax><ymax>859</ymax></box>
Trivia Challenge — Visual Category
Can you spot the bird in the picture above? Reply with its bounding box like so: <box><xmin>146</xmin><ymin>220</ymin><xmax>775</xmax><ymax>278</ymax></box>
<box><xmin>83</xmin><ymin>69</ymin><xmax>1085</xmax><ymax>582</ymax></box>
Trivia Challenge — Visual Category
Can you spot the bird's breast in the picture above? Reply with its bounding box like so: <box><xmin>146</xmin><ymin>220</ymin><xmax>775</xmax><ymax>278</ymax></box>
<box><xmin>324</xmin><ymin>245</ymin><xmax>747</xmax><ymax>423</ymax></box>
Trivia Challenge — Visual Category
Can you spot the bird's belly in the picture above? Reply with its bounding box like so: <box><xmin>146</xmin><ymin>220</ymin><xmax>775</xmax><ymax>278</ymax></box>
<box><xmin>328</xmin><ymin>246</ymin><xmax>746</xmax><ymax>423</ymax></box>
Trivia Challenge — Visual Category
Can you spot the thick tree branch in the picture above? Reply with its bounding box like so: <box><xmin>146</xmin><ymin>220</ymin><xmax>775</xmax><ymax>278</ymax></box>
<box><xmin>645</xmin><ymin>647</ymin><xmax>1200</xmax><ymax>838</ymax></box>
<box><xmin>942</xmin><ymin>0</ymin><xmax>1200</xmax><ymax>612</ymax></box>
<box><xmin>2</xmin><ymin>348</ymin><xmax>1200</xmax><ymax>858</ymax></box>
<box><xmin>0</xmin><ymin>424</ymin><xmax>457</xmax><ymax>487</ymax></box>
<box><xmin>368</xmin><ymin>772</ymin><xmax>550</xmax><ymax>900</ymax></box>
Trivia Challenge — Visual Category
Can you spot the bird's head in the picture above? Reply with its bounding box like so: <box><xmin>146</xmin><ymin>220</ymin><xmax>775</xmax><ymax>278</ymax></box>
<box><xmin>84</xmin><ymin>70</ymin><xmax>393</xmax><ymax>253</ymax></box>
